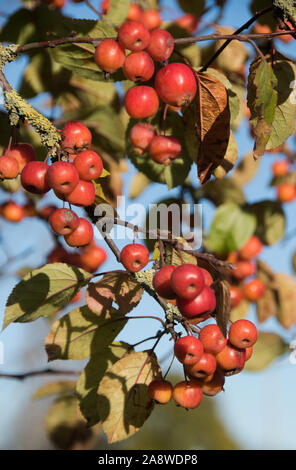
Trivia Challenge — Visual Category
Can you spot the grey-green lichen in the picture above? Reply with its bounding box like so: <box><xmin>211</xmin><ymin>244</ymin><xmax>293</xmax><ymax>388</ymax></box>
<box><xmin>0</xmin><ymin>44</ymin><xmax>18</xmax><ymax>68</ymax></box>
<box><xmin>273</xmin><ymin>0</ymin><xmax>296</xmax><ymax>22</ymax></box>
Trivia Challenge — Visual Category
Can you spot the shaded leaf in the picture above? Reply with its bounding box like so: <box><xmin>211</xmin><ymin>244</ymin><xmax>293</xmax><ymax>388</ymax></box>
<box><xmin>105</xmin><ymin>0</ymin><xmax>131</xmax><ymax>25</ymax></box>
<box><xmin>249</xmin><ymin>200</ymin><xmax>285</xmax><ymax>245</ymax></box>
<box><xmin>213</xmin><ymin>132</ymin><xmax>238</xmax><ymax>179</ymax></box>
<box><xmin>177</xmin><ymin>0</ymin><xmax>205</xmax><ymax>15</ymax></box>
<box><xmin>202</xmin><ymin>177</ymin><xmax>245</xmax><ymax>206</ymax></box>
<box><xmin>232</xmin><ymin>152</ymin><xmax>260</xmax><ymax>186</ymax></box>
<box><xmin>245</xmin><ymin>332</ymin><xmax>289</xmax><ymax>371</ymax></box>
<box><xmin>129</xmin><ymin>172</ymin><xmax>151</xmax><ymax>200</ymax></box>
<box><xmin>212</xmin><ymin>280</ymin><xmax>231</xmax><ymax>337</ymax></box>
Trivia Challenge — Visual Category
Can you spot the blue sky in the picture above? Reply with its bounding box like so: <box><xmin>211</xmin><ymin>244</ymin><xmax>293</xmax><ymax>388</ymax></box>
<box><xmin>0</xmin><ymin>0</ymin><xmax>296</xmax><ymax>450</ymax></box>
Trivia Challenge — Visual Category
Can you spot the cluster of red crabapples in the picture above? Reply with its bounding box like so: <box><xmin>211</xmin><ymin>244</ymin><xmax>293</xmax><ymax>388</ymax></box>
<box><xmin>0</xmin><ymin>121</ymin><xmax>107</xmax><ymax>273</ymax></box>
<box><xmin>94</xmin><ymin>14</ymin><xmax>198</xmax><ymax>166</ymax></box>
<box><xmin>271</xmin><ymin>158</ymin><xmax>296</xmax><ymax>204</ymax></box>
<box><xmin>228</xmin><ymin>235</ymin><xmax>266</xmax><ymax>309</ymax></box>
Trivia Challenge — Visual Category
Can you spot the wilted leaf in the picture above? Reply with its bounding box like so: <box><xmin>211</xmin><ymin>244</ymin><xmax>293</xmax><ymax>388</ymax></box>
<box><xmin>97</xmin><ymin>351</ymin><xmax>161</xmax><ymax>444</ymax></box>
<box><xmin>249</xmin><ymin>200</ymin><xmax>285</xmax><ymax>245</ymax></box>
<box><xmin>256</xmin><ymin>287</ymin><xmax>278</xmax><ymax>323</ymax></box>
<box><xmin>3</xmin><ymin>263</ymin><xmax>92</xmax><ymax>330</ymax></box>
<box><xmin>45</xmin><ymin>305</ymin><xmax>126</xmax><ymax>361</ymax></box>
<box><xmin>245</xmin><ymin>332</ymin><xmax>289</xmax><ymax>371</ymax></box>
<box><xmin>33</xmin><ymin>381</ymin><xmax>76</xmax><ymax>400</ymax></box>
<box><xmin>206</xmin><ymin>203</ymin><xmax>257</xmax><ymax>255</ymax></box>
<box><xmin>76</xmin><ymin>342</ymin><xmax>131</xmax><ymax>426</ymax></box>
<box><xmin>86</xmin><ymin>271</ymin><xmax>143</xmax><ymax>316</ymax></box>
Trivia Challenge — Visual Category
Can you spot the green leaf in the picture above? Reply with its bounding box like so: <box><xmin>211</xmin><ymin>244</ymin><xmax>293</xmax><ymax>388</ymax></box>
<box><xmin>230</xmin><ymin>299</ymin><xmax>250</xmax><ymax>322</ymax></box>
<box><xmin>247</xmin><ymin>57</ymin><xmax>278</xmax><ymax>158</ymax></box>
<box><xmin>206</xmin><ymin>203</ymin><xmax>257</xmax><ymax>255</ymax></box>
<box><xmin>177</xmin><ymin>0</ymin><xmax>205</xmax><ymax>16</ymax></box>
<box><xmin>3</xmin><ymin>263</ymin><xmax>92</xmax><ymax>330</ymax></box>
<box><xmin>33</xmin><ymin>381</ymin><xmax>76</xmax><ymax>400</ymax></box>
<box><xmin>0</xmin><ymin>8</ymin><xmax>37</xmax><ymax>44</ymax></box>
<box><xmin>105</xmin><ymin>0</ymin><xmax>131</xmax><ymax>25</ymax></box>
<box><xmin>97</xmin><ymin>351</ymin><xmax>161</xmax><ymax>444</ymax></box>
<box><xmin>249</xmin><ymin>200</ymin><xmax>285</xmax><ymax>245</ymax></box>
<box><xmin>202</xmin><ymin>177</ymin><xmax>245</xmax><ymax>206</ymax></box>
<box><xmin>245</xmin><ymin>332</ymin><xmax>289</xmax><ymax>371</ymax></box>
<box><xmin>126</xmin><ymin>114</ymin><xmax>192</xmax><ymax>189</ymax></box>
<box><xmin>45</xmin><ymin>305</ymin><xmax>127</xmax><ymax>361</ymax></box>
<box><xmin>250</xmin><ymin>0</ymin><xmax>277</xmax><ymax>28</ymax></box>
<box><xmin>76</xmin><ymin>341</ymin><xmax>131</xmax><ymax>426</ymax></box>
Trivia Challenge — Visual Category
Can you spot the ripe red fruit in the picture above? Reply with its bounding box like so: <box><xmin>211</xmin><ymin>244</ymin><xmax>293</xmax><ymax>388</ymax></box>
<box><xmin>2</xmin><ymin>201</ymin><xmax>25</xmax><ymax>223</ymax></box>
<box><xmin>147</xmin><ymin>379</ymin><xmax>173</xmax><ymax>404</ymax></box>
<box><xmin>175</xmin><ymin>14</ymin><xmax>199</xmax><ymax>34</ymax></box>
<box><xmin>61</xmin><ymin>121</ymin><xmax>92</xmax><ymax>151</ymax></box>
<box><xmin>129</xmin><ymin>123</ymin><xmax>156</xmax><ymax>154</ymax></box>
<box><xmin>140</xmin><ymin>9</ymin><xmax>162</xmax><ymax>30</ymax></box>
<box><xmin>148</xmin><ymin>136</ymin><xmax>181</xmax><ymax>165</ymax></box>
<box><xmin>118</xmin><ymin>21</ymin><xmax>150</xmax><ymax>51</ymax></box>
<box><xmin>277</xmin><ymin>183</ymin><xmax>296</xmax><ymax>203</ymax></box>
<box><xmin>47</xmin><ymin>245</ymin><xmax>69</xmax><ymax>264</ymax></box>
<box><xmin>171</xmin><ymin>264</ymin><xmax>205</xmax><ymax>300</ymax></box>
<box><xmin>49</xmin><ymin>208</ymin><xmax>79</xmax><ymax>236</ymax></box>
<box><xmin>232</xmin><ymin>260</ymin><xmax>256</xmax><ymax>280</ymax></box>
<box><xmin>73</xmin><ymin>150</ymin><xmax>103</xmax><ymax>181</ymax></box>
<box><xmin>155</xmin><ymin>63</ymin><xmax>197</xmax><ymax>107</ymax></box>
<box><xmin>65</xmin><ymin>180</ymin><xmax>95</xmax><ymax>207</ymax></box>
<box><xmin>46</xmin><ymin>161</ymin><xmax>79</xmax><ymax>194</ymax></box>
<box><xmin>123</xmin><ymin>51</ymin><xmax>155</xmax><ymax>82</ymax></box>
<box><xmin>39</xmin><ymin>205</ymin><xmax>58</xmax><ymax>221</ymax></box>
<box><xmin>229</xmin><ymin>319</ymin><xmax>258</xmax><ymax>349</ymax></box>
<box><xmin>120</xmin><ymin>243</ymin><xmax>149</xmax><ymax>272</ymax></box>
<box><xmin>94</xmin><ymin>39</ymin><xmax>126</xmax><ymax>74</ymax></box>
<box><xmin>200</xmin><ymin>268</ymin><xmax>213</xmax><ymax>286</ymax></box>
<box><xmin>272</xmin><ymin>160</ymin><xmax>289</xmax><ymax>177</ymax></box>
<box><xmin>64</xmin><ymin>217</ymin><xmax>94</xmax><ymax>247</ymax></box>
<box><xmin>4</xmin><ymin>143</ymin><xmax>36</xmax><ymax>172</ymax></box>
<box><xmin>177</xmin><ymin>286</ymin><xmax>216</xmax><ymax>319</ymax></box>
<box><xmin>243</xmin><ymin>278</ymin><xmax>265</xmax><ymax>302</ymax></box>
<box><xmin>146</xmin><ymin>29</ymin><xmax>174</xmax><ymax>62</ymax></box>
<box><xmin>21</xmin><ymin>161</ymin><xmax>50</xmax><ymax>194</ymax></box>
<box><xmin>215</xmin><ymin>341</ymin><xmax>246</xmax><ymax>376</ymax></box>
<box><xmin>100</xmin><ymin>0</ymin><xmax>109</xmax><ymax>14</ymax></box>
<box><xmin>199</xmin><ymin>324</ymin><xmax>227</xmax><ymax>355</ymax></box>
<box><xmin>172</xmin><ymin>380</ymin><xmax>203</xmax><ymax>409</ymax></box>
<box><xmin>229</xmin><ymin>285</ymin><xmax>244</xmax><ymax>309</ymax></box>
<box><xmin>80</xmin><ymin>242</ymin><xmax>107</xmax><ymax>272</ymax></box>
<box><xmin>127</xmin><ymin>3</ymin><xmax>142</xmax><ymax>21</ymax></box>
<box><xmin>198</xmin><ymin>370</ymin><xmax>225</xmax><ymax>397</ymax></box>
<box><xmin>185</xmin><ymin>352</ymin><xmax>217</xmax><ymax>379</ymax></box>
<box><xmin>276</xmin><ymin>22</ymin><xmax>294</xmax><ymax>43</ymax></box>
<box><xmin>246</xmin><ymin>345</ymin><xmax>253</xmax><ymax>361</ymax></box>
<box><xmin>239</xmin><ymin>235</ymin><xmax>262</xmax><ymax>261</ymax></box>
<box><xmin>152</xmin><ymin>264</ymin><xmax>176</xmax><ymax>299</ymax></box>
<box><xmin>0</xmin><ymin>156</ymin><xmax>19</xmax><ymax>179</ymax></box>
<box><xmin>174</xmin><ymin>336</ymin><xmax>204</xmax><ymax>365</ymax></box>
<box><xmin>46</xmin><ymin>0</ymin><xmax>65</xmax><ymax>8</ymax></box>
<box><xmin>124</xmin><ymin>85</ymin><xmax>159</xmax><ymax>118</ymax></box>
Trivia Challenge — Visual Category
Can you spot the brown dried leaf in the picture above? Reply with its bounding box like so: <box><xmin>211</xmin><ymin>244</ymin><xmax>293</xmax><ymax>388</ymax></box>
<box><xmin>86</xmin><ymin>271</ymin><xmax>143</xmax><ymax>316</ymax></box>
<box><xmin>274</xmin><ymin>273</ymin><xmax>296</xmax><ymax>329</ymax></box>
<box><xmin>195</xmin><ymin>72</ymin><xmax>231</xmax><ymax>184</ymax></box>
<box><xmin>256</xmin><ymin>287</ymin><xmax>277</xmax><ymax>324</ymax></box>
<box><xmin>212</xmin><ymin>280</ymin><xmax>231</xmax><ymax>337</ymax></box>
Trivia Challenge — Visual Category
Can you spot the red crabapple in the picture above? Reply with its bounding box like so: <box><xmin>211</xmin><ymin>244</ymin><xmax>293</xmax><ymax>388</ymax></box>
<box><xmin>155</xmin><ymin>63</ymin><xmax>197</xmax><ymax>107</ymax></box>
<box><xmin>64</xmin><ymin>217</ymin><xmax>94</xmax><ymax>247</ymax></box>
<box><xmin>130</xmin><ymin>123</ymin><xmax>156</xmax><ymax>154</ymax></box>
<box><xmin>170</xmin><ymin>264</ymin><xmax>205</xmax><ymax>300</ymax></box>
<box><xmin>146</xmin><ymin>29</ymin><xmax>174</xmax><ymax>62</ymax></box>
<box><xmin>124</xmin><ymin>85</ymin><xmax>159</xmax><ymax>118</ymax></box>
<box><xmin>120</xmin><ymin>243</ymin><xmax>149</xmax><ymax>272</ymax></box>
<box><xmin>94</xmin><ymin>39</ymin><xmax>126</xmax><ymax>74</ymax></box>
<box><xmin>174</xmin><ymin>335</ymin><xmax>204</xmax><ymax>365</ymax></box>
<box><xmin>118</xmin><ymin>21</ymin><xmax>150</xmax><ymax>51</ymax></box>
<box><xmin>148</xmin><ymin>136</ymin><xmax>181</xmax><ymax>165</ymax></box>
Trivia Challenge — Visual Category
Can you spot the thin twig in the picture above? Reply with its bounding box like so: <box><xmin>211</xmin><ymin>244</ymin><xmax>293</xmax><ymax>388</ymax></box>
<box><xmin>0</xmin><ymin>368</ymin><xmax>81</xmax><ymax>380</ymax></box>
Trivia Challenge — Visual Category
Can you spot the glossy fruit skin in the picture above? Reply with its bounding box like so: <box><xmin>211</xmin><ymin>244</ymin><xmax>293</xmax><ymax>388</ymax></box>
<box><xmin>174</xmin><ymin>335</ymin><xmax>204</xmax><ymax>365</ymax></box>
<box><xmin>186</xmin><ymin>352</ymin><xmax>217</xmax><ymax>379</ymax></box>
<box><xmin>129</xmin><ymin>123</ymin><xmax>156</xmax><ymax>154</ymax></box>
<box><xmin>175</xmin><ymin>13</ymin><xmax>199</xmax><ymax>34</ymax></box>
<box><xmin>171</xmin><ymin>264</ymin><xmax>205</xmax><ymax>300</ymax></box>
<box><xmin>177</xmin><ymin>286</ymin><xmax>216</xmax><ymax>319</ymax></box>
<box><xmin>153</xmin><ymin>264</ymin><xmax>176</xmax><ymax>299</ymax></box>
<box><xmin>120</xmin><ymin>243</ymin><xmax>149</xmax><ymax>272</ymax></box>
<box><xmin>94</xmin><ymin>39</ymin><xmax>126</xmax><ymax>74</ymax></box>
<box><xmin>0</xmin><ymin>156</ymin><xmax>19</xmax><ymax>179</ymax></box>
<box><xmin>64</xmin><ymin>217</ymin><xmax>94</xmax><ymax>247</ymax></box>
<box><xmin>118</xmin><ymin>21</ymin><xmax>151</xmax><ymax>51</ymax></box>
<box><xmin>46</xmin><ymin>161</ymin><xmax>79</xmax><ymax>194</ymax></box>
<box><xmin>197</xmin><ymin>370</ymin><xmax>225</xmax><ymax>397</ymax></box>
<box><xmin>172</xmin><ymin>380</ymin><xmax>203</xmax><ymax>409</ymax></box>
<box><xmin>147</xmin><ymin>379</ymin><xmax>173</xmax><ymax>404</ymax></box>
<box><xmin>146</xmin><ymin>29</ymin><xmax>174</xmax><ymax>62</ymax></box>
<box><xmin>215</xmin><ymin>341</ymin><xmax>246</xmax><ymax>376</ymax></box>
<box><xmin>49</xmin><ymin>208</ymin><xmax>79</xmax><ymax>236</ymax></box>
<box><xmin>245</xmin><ymin>345</ymin><xmax>253</xmax><ymax>361</ymax></box>
<box><xmin>73</xmin><ymin>150</ymin><xmax>103</xmax><ymax>180</ymax></box>
<box><xmin>65</xmin><ymin>180</ymin><xmax>96</xmax><ymax>207</ymax></box>
<box><xmin>277</xmin><ymin>183</ymin><xmax>296</xmax><ymax>203</ymax></box>
<box><xmin>21</xmin><ymin>161</ymin><xmax>50</xmax><ymax>194</ymax></box>
<box><xmin>124</xmin><ymin>85</ymin><xmax>159</xmax><ymax>118</ymax></box>
<box><xmin>272</xmin><ymin>160</ymin><xmax>289</xmax><ymax>177</ymax></box>
<box><xmin>243</xmin><ymin>279</ymin><xmax>265</xmax><ymax>302</ymax></box>
<box><xmin>199</xmin><ymin>324</ymin><xmax>227</xmax><ymax>355</ymax></box>
<box><xmin>140</xmin><ymin>9</ymin><xmax>162</xmax><ymax>30</ymax></box>
<box><xmin>80</xmin><ymin>243</ymin><xmax>107</xmax><ymax>272</ymax></box>
<box><xmin>4</xmin><ymin>143</ymin><xmax>36</xmax><ymax>172</ymax></box>
<box><xmin>239</xmin><ymin>235</ymin><xmax>262</xmax><ymax>261</ymax></box>
<box><xmin>1</xmin><ymin>201</ymin><xmax>25</xmax><ymax>223</ymax></box>
<box><xmin>229</xmin><ymin>319</ymin><xmax>258</xmax><ymax>349</ymax></box>
<box><xmin>123</xmin><ymin>51</ymin><xmax>155</xmax><ymax>82</ymax></box>
<box><xmin>127</xmin><ymin>3</ymin><xmax>142</xmax><ymax>21</ymax></box>
<box><xmin>200</xmin><ymin>268</ymin><xmax>213</xmax><ymax>286</ymax></box>
<box><xmin>232</xmin><ymin>260</ymin><xmax>256</xmax><ymax>280</ymax></box>
<box><xmin>148</xmin><ymin>136</ymin><xmax>181</xmax><ymax>165</ymax></box>
<box><xmin>61</xmin><ymin>121</ymin><xmax>92</xmax><ymax>150</ymax></box>
<box><xmin>155</xmin><ymin>63</ymin><xmax>197</xmax><ymax>107</ymax></box>
<box><xmin>229</xmin><ymin>285</ymin><xmax>244</xmax><ymax>309</ymax></box>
